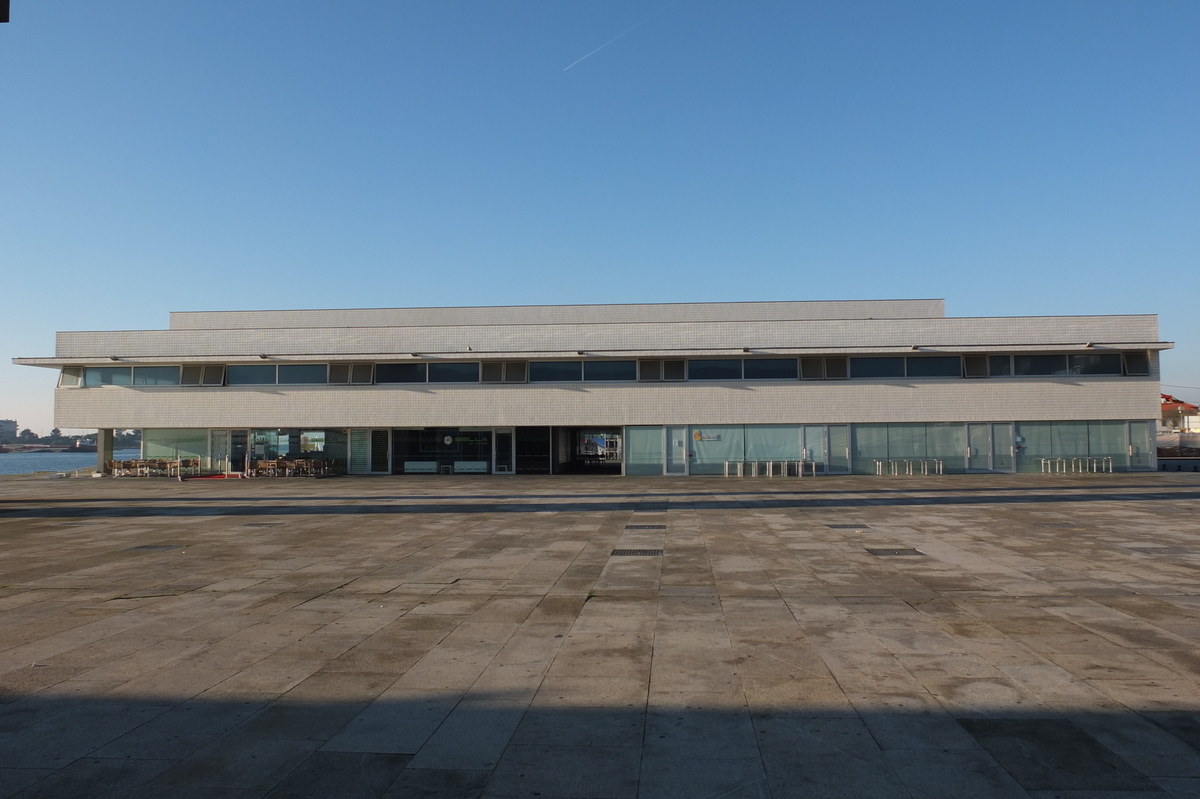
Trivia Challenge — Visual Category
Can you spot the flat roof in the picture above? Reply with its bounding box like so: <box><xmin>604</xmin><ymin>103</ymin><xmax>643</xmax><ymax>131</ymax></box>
<box><xmin>168</xmin><ymin>299</ymin><xmax>948</xmax><ymax>330</ymax></box>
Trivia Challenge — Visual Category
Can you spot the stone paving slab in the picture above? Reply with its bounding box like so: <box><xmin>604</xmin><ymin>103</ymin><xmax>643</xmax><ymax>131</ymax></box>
<box><xmin>0</xmin><ymin>472</ymin><xmax>1197</xmax><ymax>797</ymax></box>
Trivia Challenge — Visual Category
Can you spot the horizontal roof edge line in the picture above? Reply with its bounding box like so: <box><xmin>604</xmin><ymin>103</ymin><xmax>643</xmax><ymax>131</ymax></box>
<box><xmin>59</xmin><ymin>313</ymin><xmax>1162</xmax><ymax>336</ymax></box>
<box><xmin>18</xmin><ymin>342</ymin><xmax>1175</xmax><ymax>365</ymax></box>
<box><xmin>168</xmin><ymin>298</ymin><xmax>946</xmax><ymax>314</ymax></box>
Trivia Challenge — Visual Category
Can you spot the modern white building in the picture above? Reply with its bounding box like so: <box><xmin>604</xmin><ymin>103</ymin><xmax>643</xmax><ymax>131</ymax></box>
<box><xmin>14</xmin><ymin>299</ymin><xmax>1168</xmax><ymax>476</ymax></box>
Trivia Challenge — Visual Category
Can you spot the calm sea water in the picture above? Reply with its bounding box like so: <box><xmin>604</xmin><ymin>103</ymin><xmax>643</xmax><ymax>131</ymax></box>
<box><xmin>0</xmin><ymin>448</ymin><xmax>142</xmax><ymax>476</ymax></box>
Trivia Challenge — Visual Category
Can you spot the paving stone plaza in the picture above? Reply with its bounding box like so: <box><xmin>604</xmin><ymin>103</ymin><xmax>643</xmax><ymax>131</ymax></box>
<box><xmin>1</xmin><ymin>473</ymin><xmax>1199</xmax><ymax>798</ymax></box>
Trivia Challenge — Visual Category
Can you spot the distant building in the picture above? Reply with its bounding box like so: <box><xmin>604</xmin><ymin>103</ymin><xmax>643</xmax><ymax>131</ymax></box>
<box><xmin>1161</xmin><ymin>394</ymin><xmax>1200</xmax><ymax>432</ymax></box>
<box><xmin>13</xmin><ymin>299</ymin><xmax>1169</xmax><ymax>475</ymax></box>
<box><xmin>0</xmin><ymin>419</ymin><xmax>17</xmax><ymax>444</ymax></box>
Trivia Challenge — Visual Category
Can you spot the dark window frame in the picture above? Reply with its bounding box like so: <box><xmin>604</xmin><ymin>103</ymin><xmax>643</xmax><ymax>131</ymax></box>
<box><xmin>849</xmin><ymin>357</ymin><xmax>905</xmax><ymax>379</ymax></box>
<box><xmin>963</xmin><ymin>355</ymin><xmax>988</xmax><ymax>378</ymax></box>
<box><xmin>824</xmin><ymin>358</ymin><xmax>849</xmax><ymax>380</ymax></box>
<box><xmin>481</xmin><ymin>362</ymin><xmax>505</xmax><ymax>383</ymax></box>
<box><xmin>638</xmin><ymin>360</ymin><xmax>662</xmax><ymax>381</ymax></box>
<box><xmin>375</xmin><ymin>363</ymin><xmax>428</xmax><ymax>384</ymax></box>
<box><xmin>1122</xmin><ymin>351</ymin><xmax>1151</xmax><ymax>376</ymax></box>
<box><xmin>83</xmin><ymin>366</ymin><xmax>133</xmax><ymax>387</ymax></box>
<box><xmin>687</xmin><ymin>359</ymin><xmax>744</xmax><ymax>380</ymax></box>
<box><xmin>427</xmin><ymin>362</ymin><xmax>480</xmax><ymax>383</ymax></box>
<box><xmin>200</xmin><ymin>365</ymin><xmax>225</xmax><ymax>386</ymax></box>
<box><xmin>1068</xmin><ymin>353</ymin><xmax>1123</xmax><ymax>376</ymax></box>
<box><xmin>988</xmin><ymin>356</ymin><xmax>1012</xmax><ymax>377</ymax></box>
<box><xmin>277</xmin><ymin>364</ymin><xmax>329</xmax><ymax>385</ymax></box>
<box><xmin>529</xmin><ymin>361</ymin><xmax>583</xmax><ymax>382</ymax></box>
<box><xmin>1014</xmin><ymin>354</ymin><xmax>1069</xmax><ymax>376</ymax></box>
<box><xmin>662</xmin><ymin>360</ymin><xmax>686</xmax><ymax>381</ymax></box>
<box><xmin>504</xmin><ymin>362</ymin><xmax>528</xmax><ymax>383</ymax></box>
<box><xmin>905</xmin><ymin>356</ymin><xmax>962</xmax><ymax>378</ymax></box>
<box><xmin>226</xmin><ymin>364</ymin><xmax>278</xmax><ymax>386</ymax></box>
<box><xmin>583</xmin><ymin>360</ymin><xmax>638</xmax><ymax>381</ymax></box>
<box><xmin>743</xmin><ymin>358</ymin><xmax>799</xmax><ymax>380</ymax></box>
<box><xmin>132</xmin><ymin>366</ymin><xmax>182</xmax><ymax>386</ymax></box>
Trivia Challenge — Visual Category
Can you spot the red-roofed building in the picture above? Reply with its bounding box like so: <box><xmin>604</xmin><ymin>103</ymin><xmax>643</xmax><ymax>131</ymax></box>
<box><xmin>1161</xmin><ymin>393</ymin><xmax>1200</xmax><ymax>431</ymax></box>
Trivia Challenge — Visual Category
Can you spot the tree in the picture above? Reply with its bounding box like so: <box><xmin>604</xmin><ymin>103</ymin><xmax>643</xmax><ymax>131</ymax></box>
<box><xmin>51</xmin><ymin>428</ymin><xmax>61</xmax><ymax>438</ymax></box>
<box><xmin>17</xmin><ymin>429</ymin><xmax>39</xmax><ymax>443</ymax></box>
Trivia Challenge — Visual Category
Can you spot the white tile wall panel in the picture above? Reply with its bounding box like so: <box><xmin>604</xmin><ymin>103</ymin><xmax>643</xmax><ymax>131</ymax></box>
<box><xmin>53</xmin><ymin>378</ymin><xmax>1160</xmax><ymax>429</ymax></box>
<box><xmin>167</xmin><ymin>299</ymin><xmax>947</xmax><ymax>330</ymax></box>
<box><xmin>54</xmin><ymin>315</ymin><xmax>1162</xmax><ymax>359</ymax></box>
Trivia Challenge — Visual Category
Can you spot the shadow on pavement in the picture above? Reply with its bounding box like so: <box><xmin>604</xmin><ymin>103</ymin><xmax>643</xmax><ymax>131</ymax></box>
<box><xmin>2</xmin><ymin>480</ymin><xmax>1196</xmax><ymax>506</ymax></box>
<box><xmin>1</xmin><ymin>692</ymin><xmax>1198</xmax><ymax>798</ymax></box>
<box><xmin>3</xmin><ymin>490</ymin><xmax>1200</xmax><ymax>521</ymax></box>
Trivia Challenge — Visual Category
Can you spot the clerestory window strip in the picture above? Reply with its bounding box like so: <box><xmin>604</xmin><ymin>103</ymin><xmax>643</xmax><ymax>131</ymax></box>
<box><xmin>61</xmin><ymin>350</ymin><xmax>1152</xmax><ymax>388</ymax></box>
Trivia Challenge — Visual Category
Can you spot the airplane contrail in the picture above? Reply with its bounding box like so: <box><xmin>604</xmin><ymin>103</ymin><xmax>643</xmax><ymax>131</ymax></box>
<box><xmin>562</xmin><ymin>4</ymin><xmax>677</xmax><ymax>72</ymax></box>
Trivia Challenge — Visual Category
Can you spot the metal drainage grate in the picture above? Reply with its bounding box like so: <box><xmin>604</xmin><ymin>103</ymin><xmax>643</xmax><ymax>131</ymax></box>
<box><xmin>123</xmin><ymin>545</ymin><xmax>183</xmax><ymax>552</ymax></box>
<box><xmin>625</xmin><ymin>524</ymin><xmax>666</xmax><ymax>530</ymax></box>
<box><xmin>612</xmin><ymin>549</ymin><xmax>664</xmax><ymax>557</ymax></box>
<box><xmin>1125</xmin><ymin>546</ymin><xmax>1195</xmax><ymax>555</ymax></box>
<box><xmin>866</xmin><ymin>548</ymin><xmax>922</xmax><ymax>557</ymax></box>
<box><xmin>243</xmin><ymin>522</ymin><xmax>284</xmax><ymax>528</ymax></box>
<box><xmin>829</xmin><ymin>524</ymin><xmax>870</xmax><ymax>529</ymax></box>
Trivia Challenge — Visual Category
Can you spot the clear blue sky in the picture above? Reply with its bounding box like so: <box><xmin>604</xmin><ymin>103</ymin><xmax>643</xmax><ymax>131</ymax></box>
<box><xmin>2</xmin><ymin>1</ymin><xmax>1197</xmax><ymax>433</ymax></box>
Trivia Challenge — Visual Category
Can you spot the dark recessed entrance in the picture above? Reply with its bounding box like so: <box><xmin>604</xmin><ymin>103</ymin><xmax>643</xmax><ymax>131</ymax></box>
<box><xmin>392</xmin><ymin>429</ymin><xmax>492</xmax><ymax>475</ymax></box>
<box><xmin>516</xmin><ymin>426</ymin><xmax>551</xmax><ymax>474</ymax></box>
<box><xmin>552</xmin><ymin>427</ymin><xmax>623</xmax><ymax>475</ymax></box>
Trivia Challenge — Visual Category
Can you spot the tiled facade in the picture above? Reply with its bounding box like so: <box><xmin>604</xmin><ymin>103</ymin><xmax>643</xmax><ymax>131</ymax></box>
<box><xmin>48</xmin><ymin>376</ymin><xmax>1158</xmax><ymax>429</ymax></box>
<box><xmin>14</xmin><ymin>299</ymin><xmax>1170</xmax><ymax>476</ymax></box>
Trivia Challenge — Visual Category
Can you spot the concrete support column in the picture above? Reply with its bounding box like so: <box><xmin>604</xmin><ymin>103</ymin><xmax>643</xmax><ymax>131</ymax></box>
<box><xmin>97</xmin><ymin>429</ymin><xmax>114</xmax><ymax>474</ymax></box>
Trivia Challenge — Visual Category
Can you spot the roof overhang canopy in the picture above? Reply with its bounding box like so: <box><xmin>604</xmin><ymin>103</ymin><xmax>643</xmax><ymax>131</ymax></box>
<box><xmin>13</xmin><ymin>341</ymin><xmax>1175</xmax><ymax>369</ymax></box>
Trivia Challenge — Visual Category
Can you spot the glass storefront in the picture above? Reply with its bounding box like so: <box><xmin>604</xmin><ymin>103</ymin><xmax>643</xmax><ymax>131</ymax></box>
<box><xmin>142</xmin><ymin>428</ymin><xmax>208</xmax><ymax>460</ymax></box>
<box><xmin>688</xmin><ymin>426</ymin><xmax>745</xmax><ymax>475</ymax></box>
<box><xmin>140</xmin><ymin>428</ymin><xmax>346</xmax><ymax>473</ymax></box>
<box><xmin>745</xmin><ymin>425</ymin><xmax>803</xmax><ymax>462</ymax></box>
<box><xmin>624</xmin><ymin>421</ymin><xmax>1155</xmax><ymax>475</ymax></box>
<box><xmin>391</xmin><ymin>428</ymin><xmax>492</xmax><ymax>474</ymax></box>
<box><xmin>135</xmin><ymin>420</ymin><xmax>1156</xmax><ymax>477</ymax></box>
<box><xmin>625</xmin><ymin>426</ymin><xmax>665</xmax><ymax>476</ymax></box>
<box><xmin>851</xmin><ymin>425</ymin><xmax>888</xmax><ymax>474</ymax></box>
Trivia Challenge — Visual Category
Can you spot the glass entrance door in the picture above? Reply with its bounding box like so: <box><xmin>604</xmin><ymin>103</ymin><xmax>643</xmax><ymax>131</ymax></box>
<box><xmin>966</xmin><ymin>424</ymin><xmax>990</xmax><ymax>471</ymax></box>
<box><xmin>349</xmin><ymin>429</ymin><xmax>369</xmax><ymax>473</ymax></box>
<box><xmin>349</xmin><ymin>429</ymin><xmax>391</xmax><ymax>474</ymax></box>
<box><xmin>827</xmin><ymin>425</ymin><xmax>851</xmax><ymax>473</ymax></box>
<box><xmin>369</xmin><ymin>430</ymin><xmax>391</xmax><ymax>473</ymax></box>
<box><xmin>802</xmin><ymin>426</ymin><xmax>826</xmax><ymax>473</ymax></box>
<box><xmin>1128</xmin><ymin>421</ymin><xmax>1154</xmax><ymax>470</ymax></box>
<box><xmin>665</xmin><ymin>426</ymin><xmax>688</xmax><ymax>475</ymax></box>
<box><xmin>991</xmin><ymin>423</ymin><xmax>1015</xmax><ymax>472</ymax></box>
<box><xmin>494</xmin><ymin>428</ymin><xmax>514</xmax><ymax>474</ymax></box>
<box><xmin>209</xmin><ymin>430</ymin><xmax>229</xmax><ymax>474</ymax></box>
<box><xmin>229</xmin><ymin>430</ymin><xmax>249</xmax><ymax>474</ymax></box>
<box><xmin>966</xmin><ymin>423</ymin><xmax>1014</xmax><ymax>472</ymax></box>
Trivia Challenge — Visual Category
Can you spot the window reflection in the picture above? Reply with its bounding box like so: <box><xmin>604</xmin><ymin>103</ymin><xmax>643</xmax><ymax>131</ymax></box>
<box><xmin>84</xmin><ymin>366</ymin><xmax>132</xmax><ymax>386</ymax></box>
